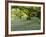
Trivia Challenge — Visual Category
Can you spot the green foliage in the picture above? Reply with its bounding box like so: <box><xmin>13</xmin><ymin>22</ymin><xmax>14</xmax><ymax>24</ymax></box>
<box><xmin>11</xmin><ymin>6</ymin><xmax>41</xmax><ymax>31</ymax></box>
<box><xmin>11</xmin><ymin>6</ymin><xmax>41</xmax><ymax>20</ymax></box>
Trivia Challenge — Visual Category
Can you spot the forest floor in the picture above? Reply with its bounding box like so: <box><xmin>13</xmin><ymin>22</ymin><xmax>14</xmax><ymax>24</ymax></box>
<box><xmin>11</xmin><ymin>17</ymin><xmax>40</xmax><ymax>31</ymax></box>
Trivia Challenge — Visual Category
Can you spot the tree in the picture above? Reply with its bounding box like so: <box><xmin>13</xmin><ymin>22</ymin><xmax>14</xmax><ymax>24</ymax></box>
<box><xmin>11</xmin><ymin>6</ymin><xmax>41</xmax><ymax>20</ymax></box>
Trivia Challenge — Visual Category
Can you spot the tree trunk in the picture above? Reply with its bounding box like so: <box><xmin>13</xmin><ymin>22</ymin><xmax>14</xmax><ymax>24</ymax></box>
<box><xmin>20</xmin><ymin>16</ymin><xmax>21</xmax><ymax>19</ymax></box>
<box><xmin>27</xmin><ymin>14</ymin><xmax>31</xmax><ymax>20</ymax></box>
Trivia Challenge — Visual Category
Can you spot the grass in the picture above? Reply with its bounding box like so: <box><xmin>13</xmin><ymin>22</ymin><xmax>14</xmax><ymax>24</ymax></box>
<box><xmin>11</xmin><ymin>17</ymin><xmax>41</xmax><ymax>31</ymax></box>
